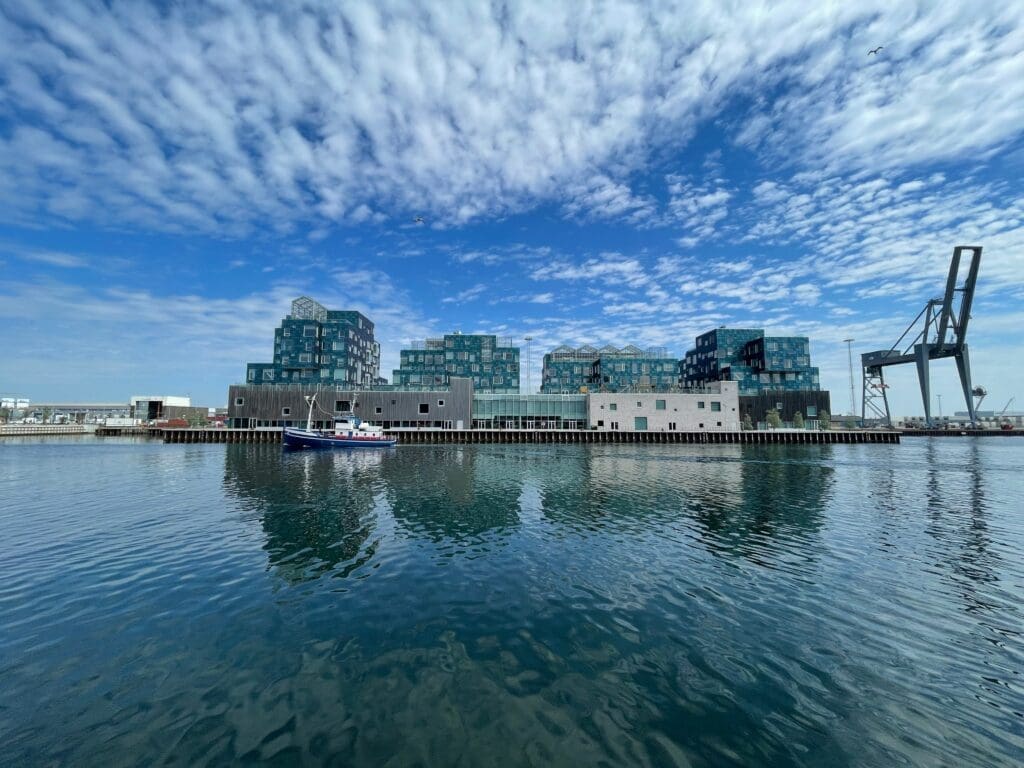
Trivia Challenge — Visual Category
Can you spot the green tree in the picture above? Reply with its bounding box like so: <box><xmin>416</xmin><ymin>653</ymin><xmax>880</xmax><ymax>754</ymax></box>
<box><xmin>741</xmin><ymin>413</ymin><xmax>753</xmax><ymax>431</ymax></box>
<box><xmin>793</xmin><ymin>411</ymin><xmax>805</xmax><ymax>429</ymax></box>
<box><xmin>0</xmin><ymin>406</ymin><xmax>9</xmax><ymax>424</ymax></box>
<box><xmin>42</xmin><ymin>407</ymin><xmax>52</xmax><ymax>424</ymax></box>
<box><xmin>186</xmin><ymin>411</ymin><xmax>208</xmax><ymax>428</ymax></box>
<box><xmin>844</xmin><ymin>417</ymin><xmax>856</xmax><ymax>430</ymax></box>
<box><xmin>766</xmin><ymin>409</ymin><xmax>782</xmax><ymax>429</ymax></box>
<box><xmin>818</xmin><ymin>410</ymin><xmax>830</xmax><ymax>430</ymax></box>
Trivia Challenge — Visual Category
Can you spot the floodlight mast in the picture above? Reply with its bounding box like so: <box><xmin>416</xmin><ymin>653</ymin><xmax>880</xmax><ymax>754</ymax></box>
<box><xmin>861</xmin><ymin>246</ymin><xmax>982</xmax><ymax>428</ymax></box>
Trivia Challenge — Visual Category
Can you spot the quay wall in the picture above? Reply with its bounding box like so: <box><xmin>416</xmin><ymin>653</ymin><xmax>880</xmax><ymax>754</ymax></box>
<box><xmin>900</xmin><ymin>428</ymin><xmax>1022</xmax><ymax>437</ymax></box>
<box><xmin>0</xmin><ymin>424</ymin><xmax>93</xmax><ymax>437</ymax></box>
<box><xmin>159</xmin><ymin>428</ymin><xmax>900</xmax><ymax>445</ymax></box>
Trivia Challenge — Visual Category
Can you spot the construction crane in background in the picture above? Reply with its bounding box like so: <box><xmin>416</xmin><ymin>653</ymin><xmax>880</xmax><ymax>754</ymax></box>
<box><xmin>972</xmin><ymin>386</ymin><xmax>987</xmax><ymax>413</ymax></box>
<box><xmin>998</xmin><ymin>397</ymin><xmax>1016</xmax><ymax>430</ymax></box>
<box><xmin>862</xmin><ymin>246</ymin><xmax>981</xmax><ymax>427</ymax></box>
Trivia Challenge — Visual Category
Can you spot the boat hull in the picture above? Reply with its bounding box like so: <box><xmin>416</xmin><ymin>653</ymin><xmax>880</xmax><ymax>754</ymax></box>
<box><xmin>282</xmin><ymin>427</ymin><xmax>397</xmax><ymax>450</ymax></box>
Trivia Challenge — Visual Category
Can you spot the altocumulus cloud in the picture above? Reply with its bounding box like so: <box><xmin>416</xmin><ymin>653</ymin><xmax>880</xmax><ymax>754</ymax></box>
<box><xmin>2</xmin><ymin>0</ymin><xmax>1023</xmax><ymax>235</ymax></box>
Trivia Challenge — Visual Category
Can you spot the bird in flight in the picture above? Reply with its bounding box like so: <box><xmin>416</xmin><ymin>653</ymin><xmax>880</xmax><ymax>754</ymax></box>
<box><xmin>413</xmin><ymin>216</ymin><xmax>424</xmax><ymax>224</ymax></box>
<box><xmin>868</xmin><ymin>46</ymin><xmax>883</xmax><ymax>55</ymax></box>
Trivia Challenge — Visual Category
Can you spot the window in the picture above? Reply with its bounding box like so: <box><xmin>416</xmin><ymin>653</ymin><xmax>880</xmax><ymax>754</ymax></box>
<box><xmin>597</xmin><ymin>420</ymin><xmax>604</xmax><ymax>427</ymax></box>
<box><xmin>281</xmin><ymin>407</ymin><xmax>291</xmax><ymax>416</ymax></box>
<box><xmin>634</xmin><ymin>416</ymin><xmax>648</xmax><ymax>431</ymax></box>
<box><xmin>375</xmin><ymin>406</ymin><xmax>382</xmax><ymax>414</ymax></box>
<box><xmin>807</xmin><ymin>406</ymin><xmax>818</xmax><ymax>417</ymax></box>
<box><xmin>235</xmin><ymin>397</ymin><xmax>244</xmax><ymax>406</ymax></box>
<box><xmin>304</xmin><ymin>326</ymin><xmax>317</xmax><ymax>337</ymax></box>
<box><xmin>697</xmin><ymin>401</ymin><xmax>705</xmax><ymax>409</ymax></box>
<box><xmin>299</xmin><ymin>353</ymin><xmax>312</xmax><ymax>363</ymax></box>
<box><xmin>637</xmin><ymin>401</ymin><xmax>642</xmax><ymax>407</ymax></box>
<box><xmin>391</xmin><ymin>399</ymin><xmax>397</xmax><ymax>405</ymax></box>
<box><xmin>438</xmin><ymin>399</ymin><xmax>445</xmax><ymax>407</ymax></box>
<box><xmin>419</xmin><ymin>403</ymin><xmax>429</xmax><ymax>414</ymax></box>
<box><xmin>610</xmin><ymin>403</ymin><xmax>617</xmax><ymax>411</ymax></box>
<box><xmin>711</xmin><ymin>402</ymin><xmax>721</xmax><ymax>412</ymax></box>
<box><xmin>335</xmin><ymin>400</ymin><xmax>351</xmax><ymax>412</ymax></box>
<box><xmin>699</xmin><ymin>423</ymin><xmax>704</xmax><ymax>428</ymax></box>
<box><xmin>656</xmin><ymin>399</ymin><xmax>666</xmax><ymax>410</ymax></box>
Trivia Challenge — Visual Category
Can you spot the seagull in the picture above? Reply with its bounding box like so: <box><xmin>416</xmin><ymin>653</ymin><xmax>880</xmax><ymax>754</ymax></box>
<box><xmin>413</xmin><ymin>216</ymin><xmax>424</xmax><ymax>224</ymax></box>
<box><xmin>868</xmin><ymin>46</ymin><xmax>883</xmax><ymax>55</ymax></box>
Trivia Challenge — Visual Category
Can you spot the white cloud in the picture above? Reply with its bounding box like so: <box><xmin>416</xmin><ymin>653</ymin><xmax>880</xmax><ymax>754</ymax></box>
<box><xmin>665</xmin><ymin>173</ymin><xmax>733</xmax><ymax>246</ymax></box>
<box><xmin>0</xmin><ymin>267</ymin><xmax>437</xmax><ymax>402</ymax></box>
<box><xmin>2</xmin><ymin>1</ymin><xmax>1020</xmax><ymax>237</ymax></box>
<box><xmin>741</xmin><ymin>171</ymin><xmax>1024</xmax><ymax>296</ymax></box>
<box><xmin>562</xmin><ymin>175</ymin><xmax>658</xmax><ymax>224</ymax></box>
<box><xmin>17</xmin><ymin>249</ymin><xmax>88</xmax><ymax>268</ymax></box>
<box><xmin>441</xmin><ymin>283</ymin><xmax>487</xmax><ymax>304</ymax></box>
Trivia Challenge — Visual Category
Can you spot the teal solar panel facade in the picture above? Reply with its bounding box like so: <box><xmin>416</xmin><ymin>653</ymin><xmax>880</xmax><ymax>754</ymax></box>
<box><xmin>245</xmin><ymin>297</ymin><xmax>380</xmax><ymax>388</ymax></box>
<box><xmin>393</xmin><ymin>334</ymin><xmax>519</xmax><ymax>393</ymax></box>
<box><xmin>682</xmin><ymin>329</ymin><xmax>819</xmax><ymax>395</ymax></box>
<box><xmin>541</xmin><ymin>345</ymin><xmax>678</xmax><ymax>393</ymax></box>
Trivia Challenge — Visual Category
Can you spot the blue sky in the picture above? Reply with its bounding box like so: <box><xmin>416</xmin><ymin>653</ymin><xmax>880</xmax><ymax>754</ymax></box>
<box><xmin>1</xmin><ymin>0</ymin><xmax>1022</xmax><ymax>414</ymax></box>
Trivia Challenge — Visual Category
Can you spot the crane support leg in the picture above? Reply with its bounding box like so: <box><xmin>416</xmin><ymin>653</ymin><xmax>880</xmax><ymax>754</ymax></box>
<box><xmin>956</xmin><ymin>345</ymin><xmax>976</xmax><ymax>426</ymax></box>
<box><xmin>916</xmin><ymin>343</ymin><xmax>932</xmax><ymax>426</ymax></box>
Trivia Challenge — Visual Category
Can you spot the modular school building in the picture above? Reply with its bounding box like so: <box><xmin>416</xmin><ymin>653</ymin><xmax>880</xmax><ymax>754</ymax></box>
<box><xmin>227</xmin><ymin>379</ymin><xmax>740</xmax><ymax>432</ymax></box>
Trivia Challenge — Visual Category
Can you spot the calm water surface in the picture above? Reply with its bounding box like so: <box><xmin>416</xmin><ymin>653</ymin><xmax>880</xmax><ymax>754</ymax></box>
<box><xmin>1</xmin><ymin>438</ymin><xmax>1022</xmax><ymax>766</ymax></box>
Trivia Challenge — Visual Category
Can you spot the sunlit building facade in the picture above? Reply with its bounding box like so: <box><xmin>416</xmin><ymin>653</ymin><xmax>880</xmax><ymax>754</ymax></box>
<box><xmin>393</xmin><ymin>333</ymin><xmax>519</xmax><ymax>393</ymax></box>
<box><xmin>541</xmin><ymin>344</ymin><xmax>679</xmax><ymax>393</ymax></box>
<box><xmin>246</xmin><ymin>297</ymin><xmax>380</xmax><ymax>388</ymax></box>
<box><xmin>682</xmin><ymin>328</ymin><xmax>819</xmax><ymax>395</ymax></box>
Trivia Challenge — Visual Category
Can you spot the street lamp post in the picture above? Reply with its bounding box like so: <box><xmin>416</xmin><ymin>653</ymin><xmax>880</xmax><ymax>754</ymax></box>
<box><xmin>842</xmin><ymin>338</ymin><xmax>856</xmax><ymax>417</ymax></box>
<box><xmin>524</xmin><ymin>336</ymin><xmax>533</xmax><ymax>394</ymax></box>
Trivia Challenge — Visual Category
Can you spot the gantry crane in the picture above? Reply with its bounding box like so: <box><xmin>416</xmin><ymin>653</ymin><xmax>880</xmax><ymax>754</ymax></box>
<box><xmin>862</xmin><ymin>246</ymin><xmax>981</xmax><ymax>427</ymax></box>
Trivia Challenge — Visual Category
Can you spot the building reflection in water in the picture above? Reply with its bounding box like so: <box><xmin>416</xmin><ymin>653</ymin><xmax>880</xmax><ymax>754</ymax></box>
<box><xmin>535</xmin><ymin>444</ymin><xmax>833</xmax><ymax>565</ymax></box>
<box><xmin>381</xmin><ymin>446</ymin><xmax>524</xmax><ymax>545</ymax></box>
<box><xmin>694</xmin><ymin>445</ymin><xmax>834</xmax><ymax>564</ymax></box>
<box><xmin>923</xmin><ymin>440</ymin><xmax>1000</xmax><ymax>616</ymax></box>
<box><xmin>223</xmin><ymin>445</ymin><xmax>389</xmax><ymax>582</ymax></box>
<box><xmin>224</xmin><ymin>442</ymin><xmax>838</xmax><ymax>580</ymax></box>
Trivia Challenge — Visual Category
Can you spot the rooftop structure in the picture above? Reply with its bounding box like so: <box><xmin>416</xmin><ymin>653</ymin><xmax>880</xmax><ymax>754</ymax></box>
<box><xmin>393</xmin><ymin>333</ymin><xmax>519</xmax><ymax>393</ymax></box>
<box><xmin>246</xmin><ymin>297</ymin><xmax>380</xmax><ymax>388</ymax></box>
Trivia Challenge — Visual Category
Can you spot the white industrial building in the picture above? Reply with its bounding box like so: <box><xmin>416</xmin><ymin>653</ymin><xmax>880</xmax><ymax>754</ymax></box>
<box><xmin>588</xmin><ymin>381</ymin><xmax>740</xmax><ymax>432</ymax></box>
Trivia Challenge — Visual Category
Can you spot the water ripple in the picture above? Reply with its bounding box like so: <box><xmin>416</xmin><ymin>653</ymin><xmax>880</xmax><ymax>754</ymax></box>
<box><xmin>0</xmin><ymin>437</ymin><xmax>1022</xmax><ymax>765</ymax></box>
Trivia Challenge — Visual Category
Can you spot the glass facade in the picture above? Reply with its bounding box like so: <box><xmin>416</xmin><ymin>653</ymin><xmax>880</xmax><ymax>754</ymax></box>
<box><xmin>246</xmin><ymin>297</ymin><xmax>380</xmax><ymax>387</ymax></box>
<box><xmin>472</xmin><ymin>394</ymin><xmax>587</xmax><ymax>429</ymax></box>
<box><xmin>682</xmin><ymin>329</ymin><xmax>819</xmax><ymax>395</ymax></box>
<box><xmin>541</xmin><ymin>344</ymin><xmax>678</xmax><ymax>393</ymax></box>
<box><xmin>393</xmin><ymin>334</ymin><xmax>519</xmax><ymax>393</ymax></box>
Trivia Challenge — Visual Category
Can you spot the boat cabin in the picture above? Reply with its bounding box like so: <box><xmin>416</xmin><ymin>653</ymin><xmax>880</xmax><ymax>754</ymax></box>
<box><xmin>333</xmin><ymin>416</ymin><xmax>384</xmax><ymax>436</ymax></box>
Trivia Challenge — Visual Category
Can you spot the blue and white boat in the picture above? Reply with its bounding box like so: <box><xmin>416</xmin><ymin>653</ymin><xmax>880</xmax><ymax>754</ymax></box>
<box><xmin>283</xmin><ymin>394</ymin><xmax>397</xmax><ymax>450</ymax></box>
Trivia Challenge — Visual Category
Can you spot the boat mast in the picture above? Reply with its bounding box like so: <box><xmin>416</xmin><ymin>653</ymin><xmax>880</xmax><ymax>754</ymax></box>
<box><xmin>305</xmin><ymin>392</ymin><xmax>317</xmax><ymax>431</ymax></box>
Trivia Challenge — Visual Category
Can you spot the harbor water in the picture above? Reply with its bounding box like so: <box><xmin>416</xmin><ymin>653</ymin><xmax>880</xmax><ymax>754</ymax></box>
<box><xmin>1</xmin><ymin>438</ymin><xmax>1022</xmax><ymax>766</ymax></box>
